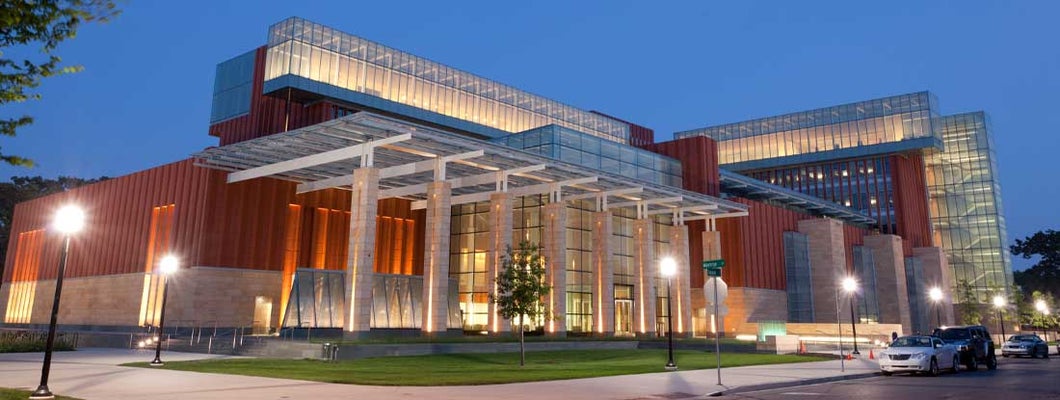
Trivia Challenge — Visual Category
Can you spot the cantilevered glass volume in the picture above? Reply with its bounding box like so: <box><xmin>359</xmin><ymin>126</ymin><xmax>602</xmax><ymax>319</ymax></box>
<box><xmin>262</xmin><ymin>17</ymin><xmax>630</xmax><ymax>143</ymax></box>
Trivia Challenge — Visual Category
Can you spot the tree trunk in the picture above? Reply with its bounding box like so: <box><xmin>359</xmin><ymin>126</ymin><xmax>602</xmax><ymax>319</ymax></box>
<box><xmin>519</xmin><ymin>314</ymin><xmax>525</xmax><ymax>366</ymax></box>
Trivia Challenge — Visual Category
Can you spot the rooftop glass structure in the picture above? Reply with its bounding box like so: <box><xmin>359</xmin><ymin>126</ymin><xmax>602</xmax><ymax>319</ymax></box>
<box><xmin>676</xmin><ymin>92</ymin><xmax>942</xmax><ymax>170</ymax></box>
<box><xmin>492</xmin><ymin>125</ymin><xmax>682</xmax><ymax>188</ymax></box>
<box><xmin>262</xmin><ymin>17</ymin><xmax>630</xmax><ymax>143</ymax></box>
<box><xmin>927</xmin><ymin>112</ymin><xmax>1012</xmax><ymax>295</ymax></box>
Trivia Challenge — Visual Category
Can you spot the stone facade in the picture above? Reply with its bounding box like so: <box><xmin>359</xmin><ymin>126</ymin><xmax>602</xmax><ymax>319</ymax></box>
<box><xmin>345</xmin><ymin>167</ymin><xmax>379</xmax><ymax>333</ymax></box>
<box><xmin>165</xmin><ymin>267</ymin><xmax>282</xmax><ymax>329</ymax></box>
<box><xmin>486</xmin><ymin>192</ymin><xmax>513</xmax><ymax>333</ymax></box>
<box><xmin>542</xmin><ymin>202</ymin><xmax>567</xmax><ymax>336</ymax></box>
<box><xmin>633</xmin><ymin>218</ymin><xmax>657</xmax><ymax>336</ymax></box>
<box><xmin>669</xmin><ymin>224</ymin><xmax>693</xmax><ymax>335</ymax></box>
<box><xmin>723</xmin><ymin>287</ymin><xmax>788</xmax><ymax>335</ymax></box>
<box><xmin>913</xmin><ymin>246</ymin><xmax>955</xmax><ymax>326</ymax></box>
<box><xmin>422</xmin><ymin>181</ymin><xmax>452</xmax><ymax>333</ymax></box>
<box><xmin>798</xmin><ymin>218</ymin><xmax>847</xmax><ymax>323</ymax></box>
<box><xmin>864</xmin><ymin>234</ymin><xmax>912</xmax><ymax>333</ymax></box>
<box><xmin>592</xmin><ymin>210</ymin><xmax>615</xmax><ymax>335</ymax></box>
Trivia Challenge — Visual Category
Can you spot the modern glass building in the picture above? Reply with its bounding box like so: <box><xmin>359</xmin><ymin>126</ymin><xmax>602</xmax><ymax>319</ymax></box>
<box><xmin>678</xmin><ymin>92</ymin><xmax>1012</xmax><ymax>299</ymax></box>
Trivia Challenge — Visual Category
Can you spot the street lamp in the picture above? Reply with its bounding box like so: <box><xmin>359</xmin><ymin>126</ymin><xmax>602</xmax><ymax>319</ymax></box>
<box><xmin>150</xmin><ymin>255</ymin><xmax>180</xmax><ymax>366</ymax></box>
<box><xmin>1035</xmin><ymin>300</ymin><xmax>1050</xmax><ymax>341</ymax></box>
<box><xmin>992</xmin><ymin>295</ymin><xmax>1007</xmax><ymax>342</ymax></box>
<box><xmin>841</xmin><ymin>277</ymin><xmax>860</xmax><ymax>355</ymax></box>
<box><xmin>30</xmin><ymin>205</ymin><xmax>85</xmax><ymax>400</ymax></box>
<box><xmin>660</xmin><ymin>257</ymin><xmax>677</xmax><ymax>371</ymax></box>
<box><xmin>929</xmin><ymin>287</ymin><xmax>944</xmax><ymax>328</ymax></box>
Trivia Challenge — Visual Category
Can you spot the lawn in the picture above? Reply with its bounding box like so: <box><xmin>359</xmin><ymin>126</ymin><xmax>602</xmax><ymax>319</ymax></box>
<box><xmin>0</xmin><ymin>388</ymin><xmax>81</xmax><ymax>400</ymax></box>
<box><xmin>124</xmin><ymin>350</ymin><xmax>828</xmax><ymax>386</ymax></box>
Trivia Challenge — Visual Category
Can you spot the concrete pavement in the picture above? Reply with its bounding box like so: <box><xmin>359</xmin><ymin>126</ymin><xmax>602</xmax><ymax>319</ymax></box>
<box><xmin>0</xmin><ymin>348</ymin><xmax>881</xmax><ymax>399</ymax></box>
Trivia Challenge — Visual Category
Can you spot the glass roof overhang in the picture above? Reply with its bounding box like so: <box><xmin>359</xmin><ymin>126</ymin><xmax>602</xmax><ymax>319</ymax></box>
<box><xmin>193</xmin><ymin>112</ymin><xmax>748</xmax><ymax>220</ymax></box>
<box><xmin>719</xmin><ymin>169</ymin><xmax>876</xmax><ymax>226</ymax></box>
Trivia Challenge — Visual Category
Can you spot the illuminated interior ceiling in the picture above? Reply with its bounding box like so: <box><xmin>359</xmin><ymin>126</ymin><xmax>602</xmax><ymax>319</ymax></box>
<box><xmin>719</xmin><ymin>169</ymin><xmax>876</xmax><ymax>226</ymax></box>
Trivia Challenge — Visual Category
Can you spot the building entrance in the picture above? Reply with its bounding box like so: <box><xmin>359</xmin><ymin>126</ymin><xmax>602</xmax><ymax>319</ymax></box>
<box><xmin>615</xmin><ymin>284</ymin><xmax>634</xmax><ymax>336</ymax></box>
<box><xmin>253</xmin><ymin>296</ymin><xmax>273</xmax><ymax>335</ymax></box>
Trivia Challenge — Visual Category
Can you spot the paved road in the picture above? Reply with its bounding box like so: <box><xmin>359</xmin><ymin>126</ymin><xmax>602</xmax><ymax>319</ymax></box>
<box><xmin>728</xmin><ymin>356</ymin><xmax>1060</xmax><ymax>399</ymax></box>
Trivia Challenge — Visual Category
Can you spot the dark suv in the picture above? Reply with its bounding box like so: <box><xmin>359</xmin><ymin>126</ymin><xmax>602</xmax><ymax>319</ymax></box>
<box><xmin>935</xmin><ymin>325</ymin><xmax>997</xmax><ymax>371</ymax></box>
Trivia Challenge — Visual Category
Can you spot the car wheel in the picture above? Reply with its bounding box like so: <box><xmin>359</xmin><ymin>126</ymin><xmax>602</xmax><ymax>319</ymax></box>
<box><xmin>966</xmin><ymin>355</ymin><xmax>978</xmax><ymax>371</ymax></box>
<box><xmin>929</xmin><ymin>358</ymin><xmax>940</xmax><ymax>377</ymax></box>
<box><xmin>1033</xmin><ymin>348</ymin><xmax>1042</xmax><ymax>359</ymax></box>
<box><xmin>987</xmin><ymin>355</ymin><xmax>998</xmax><ymax>370</ymax></box>
<box><xmin>951</xmin><ymin>356</ymin><xmax>960</xmax><ymax>373</ymax></box>
<box><xmin>1002</xmin><ymin>354</ymin><xmax>1009</xmax><ymax>358</ymax></box>
<box><xmin>1044</xmin><ymin>350</ymin><xmax>1050</xmax><ymax>359</ymax></box>
<box><xmin>882</xmin><ymin>371</ymin><xmax>893</xmax><ymax>376</ymax></box>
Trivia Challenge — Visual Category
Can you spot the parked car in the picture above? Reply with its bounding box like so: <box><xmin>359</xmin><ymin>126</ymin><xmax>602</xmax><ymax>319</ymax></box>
<box><xmin>879</xmin><ymin>335</ymin><xmax>960</xmax><ymax>376</ymax></box>
<box><xmin>935</xmin><ymin>325</ymin><xmax>997</xmax><ymax>370</ymax></box>
<box><xmin>1002</xmin><ymin>334</ymin><xmax>1050</xmax><ymax>358</ymax></box>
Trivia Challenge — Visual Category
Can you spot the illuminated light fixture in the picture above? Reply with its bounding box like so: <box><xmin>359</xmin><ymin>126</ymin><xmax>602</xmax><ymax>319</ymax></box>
<box><xmin>929</xmin><ymin>287</ymin><xmax>944</xmax><ymax>327</ymax></box>
<box><xmin>53</xmin><ymin>205</ymin><xmax>86</xmax><ymax>234</ymax></box>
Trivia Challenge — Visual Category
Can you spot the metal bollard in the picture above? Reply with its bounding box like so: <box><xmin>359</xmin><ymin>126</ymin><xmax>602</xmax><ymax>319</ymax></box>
<box><xmin>322</xmin><ymin>343</ymin><xmax>331</xmax><ymax>361</ymax></box>
<box><xmin>331</xmin><ymin>344</ymin><xmax>339</xmax><ymax>361</ymax></box>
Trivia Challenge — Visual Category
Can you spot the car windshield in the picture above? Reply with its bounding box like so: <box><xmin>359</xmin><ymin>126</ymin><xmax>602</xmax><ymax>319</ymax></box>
<box><xmin>938</xmin><ymin>329</ymin><xmax>971</xmax><ymax>340</ymax></box>
<box><xmin>1009</xmin><ymin>335</ymin><xmax>1037</xmax><ymax>342</ymax></box>
<box><xmin>891</xmin><ymin>337</ymin><xmax>932</xmax><ymax>347</ymax></box>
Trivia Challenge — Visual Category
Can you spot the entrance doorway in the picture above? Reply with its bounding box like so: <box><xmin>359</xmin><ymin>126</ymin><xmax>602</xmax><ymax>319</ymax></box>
<box><xmin>615</xmin><ymin>284</ymin><xmax>634</xmax><ymax>336</ymax></box>
<box><xmin>253</xmin><ymin>296</ymin><xmax>273</xmax><ymax>335</ymax></box>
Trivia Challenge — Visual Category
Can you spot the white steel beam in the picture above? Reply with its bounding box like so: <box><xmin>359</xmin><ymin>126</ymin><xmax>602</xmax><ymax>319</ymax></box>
<box><xmin>643</xmin><ymin>204</ymin><xmax>719</xmax><ymax>216</ymax></box>
<box><xmin>294</xmin><ymin>150</ymin><xmax>483</xmax><ymax>194</ymax></box>
<box><xmin>409</xmin><ymin>176</ymin><xmax>597</xmax><ymax>210</ymax></box>
<box><xmin>607</xmin><ymin>196</ymin><xmax>684</xmax><ymax>209</ymax></box>
<box><xmin>378</xmin><ymin>164</ymin><xmax>546</xmax><ymax>199</ymax></box>
<box><xmin>228</xmin><ymin>134</ymin><xmax>411</xmax><ymax>183</ymax></box>
<box><xmin>682</xmin><ymin>211</ymin><xmax>749</xmax><ymax>221</ymax></box>
<box><xmin>563</xmin><ymin>187</ymin><xmax>644</xmax><ymax>201</ymax></box>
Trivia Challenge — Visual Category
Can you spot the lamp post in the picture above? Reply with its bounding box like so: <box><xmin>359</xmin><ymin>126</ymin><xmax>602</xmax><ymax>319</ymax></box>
<box><xmin>150</xmin><ymin>255</ymin><xmax>180</xmax><ymax>366</ymax></box>
<box><xmin>1035</xmin><ymin>300</ymin><xmax>1050</xmax><ymax>341</ymax></box>
<box><xmin>660</xmin><ymin>257</ymin><xmax>677</xmax><ymax>371</ymax></box>
<box><xmin>993</xmin><ymin>295</ymin><xmax>1007</xmax><ymax>342</ymax></box>
<box><xmin>841</xmin><ymin>277</ymin><xmax>860</xmax><ymax>355</ymax></box>
<box><xmin>929</xmin><ymin>287</ymin><xmax>944</xmax><ymax>328</ymax></box>
<box><xmin>30</xmin><ymin>205</ymin><xmax>85</xmax><ymax>400</ymax></box>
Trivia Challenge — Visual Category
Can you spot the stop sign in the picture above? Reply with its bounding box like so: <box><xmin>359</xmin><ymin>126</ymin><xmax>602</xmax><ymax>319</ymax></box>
<box><xmin>704</xmin><ymin>277</ymin><xmax>728</xmax><ymax>304</ymax></box>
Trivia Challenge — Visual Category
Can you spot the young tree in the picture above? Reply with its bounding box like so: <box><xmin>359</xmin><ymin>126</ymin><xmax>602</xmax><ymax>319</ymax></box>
<box><xmin>955</xmin><ymin>279</ymin><xmax>983</xmax><ymax>325</ymax></box>
<box><xmin>491</xmin><ymin>241</ymin><xmax>550</xmax><ymax>366</ymax></box>
<box><xmin>1</xmin><ymin>0</ymin><xmax>120</xmax><ymax>166</ymax></box>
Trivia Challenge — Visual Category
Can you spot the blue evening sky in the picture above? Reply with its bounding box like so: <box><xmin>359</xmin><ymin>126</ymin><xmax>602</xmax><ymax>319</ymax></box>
<box><xmin>1</xmin><ymin>1</ymin><xmax>1056</xmax><ymax>270</ymax></box>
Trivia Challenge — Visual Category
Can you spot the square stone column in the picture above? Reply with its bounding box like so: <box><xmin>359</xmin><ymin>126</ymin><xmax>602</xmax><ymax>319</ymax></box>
<box><xmin>592</xmin><ymin>211</ymin><xmax>615</xmax><ymax>336</ymax></box>
<box><xmin>487</xmin><ymin>192</ymin><xmax>513</xmax><ymax>333</ymax></box>
<box><xmin>864</xmin><ymin>234</ymin><xmax>912</xmax><ymax>333</ymax></box>
<box><xmin>701</xmin><ymin>230</ymin><xmax>726</xmax><ymax>335</ymax></box>
<box><xmin>669</xmin><ymin>224</ymin><xmax>693</xmax><ymax>335</ymax></box>
<box><xmin>422</xmin><ymin>181</ymin><xmax>452</xmax><ymax>334</ymax></box>
<box><xmin>542</xmin><ymin>202</ymin><xmax>567</xmax><ymax>336</ymax></box>
<box><xmin>344</xmin><ymin>167</ymin><xmax>379</xmax><ymax>333</ymax></box>
<box><xmin>798</xmin><ymin>218</ymin><xmax>847</xmax><ymax>324</ymax></box>
<box><xmin>913</xmin><ymin>246</ymin><xmax>954</xmax><ymax>326</ymax></box>
<box><xmin>633</xmin><ymin>218</ymin><xmax>657</xmax><ymax>336</ymax></box>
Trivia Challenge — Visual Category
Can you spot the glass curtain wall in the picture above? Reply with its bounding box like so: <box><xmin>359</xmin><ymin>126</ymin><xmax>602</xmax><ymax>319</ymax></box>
<box><xmin>450</xmin><ymin>202</ymin><xmax>490</xmax><ymax>330</ymax></box>
<box><xmin>852</xmin><ymin>246</ymin><xmax>881</xmax><ymax>324</ymax></box>
<box><xmin>264</xmin><ymin>17</ymin><xmax>630</xmax><ymax>143</ymax></box>
<box><xmin>677</xmin><ymin>92</ymin><xmax>939</xmax><ymax>166</ymax></box>
<box><xmin>747</xmin><ymin>157</ymin><xmax>896</xmax><ymax>233</ymax></box>
<box><xmin>926</xmin><ymin>112</ymin><xmax>1012</xmax><ymax>297</ymax></box>
<box><xmin>566</xmin><ymin>200</ymin><xmax>595</xmax><ymax>334</ymax></box>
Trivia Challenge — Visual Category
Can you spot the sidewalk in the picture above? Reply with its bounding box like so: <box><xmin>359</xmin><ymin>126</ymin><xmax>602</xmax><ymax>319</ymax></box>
<box><xmin>0</xmin><ymin>348</ymin><xmax>880</xmax><ymax>399</ymax></box>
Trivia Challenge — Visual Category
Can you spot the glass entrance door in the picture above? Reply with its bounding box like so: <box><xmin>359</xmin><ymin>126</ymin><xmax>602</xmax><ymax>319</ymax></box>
<box><xmin>615</xmin><ymin>299</ymin><xmax>634</xmax><ymax>335</ymax></box>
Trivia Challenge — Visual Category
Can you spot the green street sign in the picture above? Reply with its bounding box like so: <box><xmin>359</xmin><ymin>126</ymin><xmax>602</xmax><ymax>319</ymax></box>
<box><xmin>707</xmin><ymin>268</ymin><xmax>722</xmax><ymax>277</ymax></box>
<box><xmin>702</xmin><ymin>259</ymin><xmax>725</xmax><ymax>270</ymax></box>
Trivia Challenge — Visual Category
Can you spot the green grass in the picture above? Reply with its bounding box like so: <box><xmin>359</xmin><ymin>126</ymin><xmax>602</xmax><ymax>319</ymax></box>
<box><xmin>0</xmin><ymin>388</ymin><xmax>81</xmax><ymax>400</ymax></box>
<box><xmin>123</xmin><ymin>350</ymin><xmax>827</xmax><ymax>386</ymax></box>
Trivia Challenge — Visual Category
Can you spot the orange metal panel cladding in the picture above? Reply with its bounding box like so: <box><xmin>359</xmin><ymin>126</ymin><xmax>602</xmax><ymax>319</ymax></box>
<box><xmin>890</xmin><ymin>153</ymin><xmax>932</xmax><ymax>253</ymax></box>
<box><xmin>642</xmin><ymin>136</ymin><xmax>721</xmax><ymax>197</ymax></box>
<box><xmin>709</xmin><ymin>197</ymin><xmax>812</xmax><ymax>291</ymax></box>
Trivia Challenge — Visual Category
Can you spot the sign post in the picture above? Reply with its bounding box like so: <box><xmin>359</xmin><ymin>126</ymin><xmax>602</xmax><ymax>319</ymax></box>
<box><xmin>702</xmin><ymin>259</ymin><xmax>725</xmax><ymax>386</ymax></box>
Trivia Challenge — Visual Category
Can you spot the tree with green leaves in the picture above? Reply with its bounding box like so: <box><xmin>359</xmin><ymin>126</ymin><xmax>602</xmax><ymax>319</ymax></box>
<box><xmin>1</xmin><ymin>0</ymin><xmax>120</xmax><ymax>166</ymax></box>
<box><xmin>491</xmin><ymin>241</ymin><xmax>550</xmax><ymax>366</ymax></box>
<box><xmin>0</xmin><ymin>175</ymin><xmax>106</xmax><ymax>276</ymax></box>
<box><xmin>955</xmin><ymin>279</ymin><xmax>983</xmax><ymax>325</ymax></box>
<box><xmin>1011</xmin><ymin>229</ymin><xmax>1060</xmax><ymax>301</ymax></box>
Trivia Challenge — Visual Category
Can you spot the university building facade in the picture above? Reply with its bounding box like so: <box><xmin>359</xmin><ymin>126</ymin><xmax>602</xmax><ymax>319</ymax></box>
<box><xmin>1</xmin><ymin>18</ymin><xmax>1009</xmax><ymax>338</ymax></box>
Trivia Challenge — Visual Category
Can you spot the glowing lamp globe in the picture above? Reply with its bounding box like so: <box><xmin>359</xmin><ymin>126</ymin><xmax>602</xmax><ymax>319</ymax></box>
<box><xmin>53</xmin><ymin>205</ymin><xmax>85</xmax><ymax>235</ymax></box>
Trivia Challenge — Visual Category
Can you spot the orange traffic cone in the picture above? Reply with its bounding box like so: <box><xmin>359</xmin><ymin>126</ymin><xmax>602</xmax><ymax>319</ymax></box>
<box><xmin>869</xmin><ymin>349</ymin><xmax>875</xmax><ymax>360</ymax></box>
<box><xmin>845</xmin><ymin>352</ymin><xmax>854</xmax><ymax>360</ymax></box>
<box><xmin>799</xmin><ymin>341</ymin><xmax>807</xmax><ymax>354</ymax></box>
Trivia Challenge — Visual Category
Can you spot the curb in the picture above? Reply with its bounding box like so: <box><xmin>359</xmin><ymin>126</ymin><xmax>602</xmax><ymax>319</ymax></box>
<box><xmin>705</xmin><ymin>371</ymin><xmax>880</xmax><ymax>397</ymax></box>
